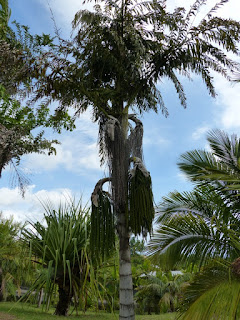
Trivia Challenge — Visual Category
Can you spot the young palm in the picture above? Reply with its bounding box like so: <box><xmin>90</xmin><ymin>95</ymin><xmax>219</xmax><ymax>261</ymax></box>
<box><xmin>22</xmin><ymin>199</ymin><xmax>91</xmax><ymax>316</ymax></box>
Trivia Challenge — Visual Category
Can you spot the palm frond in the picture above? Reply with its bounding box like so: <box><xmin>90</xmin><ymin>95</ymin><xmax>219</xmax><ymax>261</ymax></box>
<box><xmin>179</xmin><ymin>262</ymin><xmax>240</xmax><ymax>320</ymax></box>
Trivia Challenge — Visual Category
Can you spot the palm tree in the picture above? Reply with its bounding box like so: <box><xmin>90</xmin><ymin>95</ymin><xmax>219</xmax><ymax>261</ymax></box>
<box><xmin>22</xmin><ymin>199</ymin><xmax>92</xmax><ymax>316</ymax></box>
<box><xmin>148</xmin><ymin>130</ymin><xmax>240</xmax><ymax>319</ymax></box>
<box><xmin>32</xmin><ymin>1</ymin><xmax>240</xmax><ymax>318</ymax></box>
<box><xmin>148</xmin><ymin>185</ymin><xmax>240</xmax><ymax>267</ymax></box>
<box><xmin>148</xmin><ymin>186</ymin><xmax>240</xmax><ymax>319</ymax></box>
<box><xmin>178</xmin><ymin>261</ymin><xmax>240</xmax><ymax>320</ymax></box>
<box><xmin>135</xmin><ymin>271</ymin><xmax>191</xmax><ymax>314</ymax></box>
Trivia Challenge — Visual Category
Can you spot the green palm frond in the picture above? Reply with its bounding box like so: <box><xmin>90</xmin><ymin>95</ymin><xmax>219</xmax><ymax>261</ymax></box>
<box><xmin>178</xmin><ymin>130</ymin><xmax>240</xmax><ymax>192</ymax></box>
<box><xmin>208</xmin><ymin>129</ymin><xmax>240</xmax><ymax>173</ymax></box>
<box><xmin>178</xmin><ymin>149</ymin><xmax>225</xmax><ymax>181</ymax></box>
<box><xmin>157</xmin><ymin>185</ymin><xmax>236</xmax><ymax>224</ymax></box>
<box><xmin>148</xmin><ymin>185</ymin><xmax>240</xmax><ymax>269</ymax></box>
<box><xmin>149</xmin><ymin>213</ymin><xmax>226</xmax><ymax>269</ymax></box>
<box><xmin>179</xmin><ymin>262</ymin><xmax>240</xmax><ymax>320</ymax></box>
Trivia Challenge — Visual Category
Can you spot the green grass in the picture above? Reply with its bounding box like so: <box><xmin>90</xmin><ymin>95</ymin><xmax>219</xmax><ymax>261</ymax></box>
<box><xmin>0</xmin><ymin>302</ymin><xmax>177</xmax><ymax>320</ymax></box>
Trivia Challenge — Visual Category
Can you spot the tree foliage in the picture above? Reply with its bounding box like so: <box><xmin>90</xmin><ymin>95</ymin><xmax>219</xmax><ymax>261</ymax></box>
<box><xmin>21</xmin><ymin>199</ymin><xmax>92</xmax><ymax>316</ymax></box>
<box><xmin>148</xmin><ymin>129</ymin><xmax>240</xmax><ymax>319</ymax></box>
<box><xmin>148</xmin><ymin>185</ymin><xmax>240</xmax><ymax>269</ymax></box>
<box><xmin>178</xmin><ymin>129</ymin><xmax>240</xmax><ymax>191</ymax></box>
<box><xmin>0</xmin><ymin>213</ymin><xmax>22</xmax><ymax>302</ymax></box>
<box><xmin>0</xmin><ymin>1</ymin><xmax>75</xmax><ymax>194</ymax></box>
<box><xmin>29</xmin><ymin>0</ymin><xmax>240</xmax><ymax>260</ymax></box>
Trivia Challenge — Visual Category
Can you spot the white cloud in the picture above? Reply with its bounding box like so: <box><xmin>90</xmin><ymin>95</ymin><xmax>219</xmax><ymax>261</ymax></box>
<box><xmin>22</xmin><ymin>112</ymin><xmax>102</xmax><ymax>175</ymax></box>
<box><xmin>0</xmin><ymin>185</ymin><xmax>88</xmax><ymax>223</ymax></box>
<box><xmin>192</xmin><ymin>125</ymin><xmax>210</xmax><ymax>140</ymax></box>
<box><xmin>213</xmin><ymin>76</ymin><xmax>240</xmax><ymax>131</ymax></box>
<box><xmin>37</xmin><ymin>0</ymin><xmax>93</xmax><ymax>32</ymax></box>
<box><xmin>177</xmin><ymin>172</ymin><xmax>189</xmax><ymax>182</ymax></box>
<box><xmin>143</xmin><ymin>135</ymin><xmax>169</xmax><ymax>147</ymax></box>
<box><xmin>204</xmin><ymin>143</ymin><xmax>211</xmax><ymax>152</ymax></box>
<box><xmin>143</xmin><ymin>125</ymin><xmax>170</xmax><ymax>148</ymax></box>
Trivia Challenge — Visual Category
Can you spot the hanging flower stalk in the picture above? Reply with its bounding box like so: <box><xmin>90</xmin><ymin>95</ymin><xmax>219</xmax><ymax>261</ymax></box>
<box><xmin>129</xmin><ymin>157</ymin><xmax>155</xmax><ymax>236</ymax></box>
<box><xmin>90</xmin><ymin>177</ymin><xmax>115</xmax><ymax>260</ymax></box>
<box><xmin>91</xmin><ymin>114</ymin><xmax>155</xmax><ymax>253</ymax></box>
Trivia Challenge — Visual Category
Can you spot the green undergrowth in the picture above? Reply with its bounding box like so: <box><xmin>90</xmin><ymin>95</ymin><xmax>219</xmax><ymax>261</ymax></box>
<box><xmin>0</xmin><ymin>302</ymin><xmax>177</xmax><ymax>320</ymax></box>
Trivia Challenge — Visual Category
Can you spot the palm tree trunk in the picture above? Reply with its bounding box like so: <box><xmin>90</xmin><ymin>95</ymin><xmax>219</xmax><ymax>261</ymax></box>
<box><xmin>55</xmin><ymin>281</ymin><xmax>72</xmax><ymax>316</ymax></box>
<box><xmin>118</xmin><ymin>211</ymin><xmax>135</xmax><ymax>320</ymax></box>
<box><xmin>37</xmin><ymin>288</ymin><xmax>44</xmax><ymax>308</ymax></box>
<box><xmin>112</xmin><ymin>112</ymin><xmax>135</xmax><ymax>320</ymax></box>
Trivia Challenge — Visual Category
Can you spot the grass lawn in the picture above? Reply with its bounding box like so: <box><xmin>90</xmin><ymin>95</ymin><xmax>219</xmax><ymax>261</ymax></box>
<box><xmin>0</xmin><ymin>302</ymin><xmax>177</xmax><ymax>320</ymax></box>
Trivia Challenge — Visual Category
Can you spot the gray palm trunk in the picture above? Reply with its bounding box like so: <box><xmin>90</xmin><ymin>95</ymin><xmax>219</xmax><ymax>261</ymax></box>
<box><xmin>118</xmin><ymin>212</ymin><xmax>135</xmax><ymax>319</ymax></box>
<box><xmin>111</xmin><ymin>113</ymin><xmax>135</xmax><ymax>319</ymax></box>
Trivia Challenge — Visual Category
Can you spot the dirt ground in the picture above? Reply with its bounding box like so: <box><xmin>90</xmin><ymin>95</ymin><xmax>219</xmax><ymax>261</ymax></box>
<box><xmin>0</xmin><ymin>312</ymin><xmax>17</xmax><ymax>320</ymax></box>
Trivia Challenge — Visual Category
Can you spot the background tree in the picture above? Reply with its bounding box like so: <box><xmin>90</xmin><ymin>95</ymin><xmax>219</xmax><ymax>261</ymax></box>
<box><xmin>22</xmin><ymin>199</ymin><xmax>92</xmax><ymax>316</ymax></box>
<box><xmin>0</xmin><ymin>1</ymin><xmax>75</xmax><ymax>194</ymax></box>
<box><xmin>30</xmin><ymin>1</ymin><xmax>240</xmax><ymax>318</ymax></box>
<box><xmin>0</xmin><ymin>213</ymin><xmax>21</xmax><ymax>302</ymax></box>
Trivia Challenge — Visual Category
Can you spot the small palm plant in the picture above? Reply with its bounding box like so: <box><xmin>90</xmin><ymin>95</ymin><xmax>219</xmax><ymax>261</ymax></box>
<box><xmin>22</xmin><ymin>199</ymin><xmax>91</xmax><ymax>316</ymax></box>
<box><xmin>135</xmin><ymin>272</ymin><xmax>191</xmax><ymax>315</ymax></box>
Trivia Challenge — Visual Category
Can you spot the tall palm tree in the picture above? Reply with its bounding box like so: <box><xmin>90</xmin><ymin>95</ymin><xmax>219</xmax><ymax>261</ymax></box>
<box><xmin>22</xmin><ymin>199</ymin><xmax>92</xmax><ymax>316</ymax></box>
<box><xmin>32</xmin><ymin>1</ymin><xmax>240</xmax><ymax>318</ymax></box>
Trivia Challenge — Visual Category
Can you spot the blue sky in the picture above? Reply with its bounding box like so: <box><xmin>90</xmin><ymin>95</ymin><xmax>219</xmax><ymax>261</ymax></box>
<box><xmin>1</xmin><ymin>0</ymin><xmax>240</xmax><ymax>222</ymax></box>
